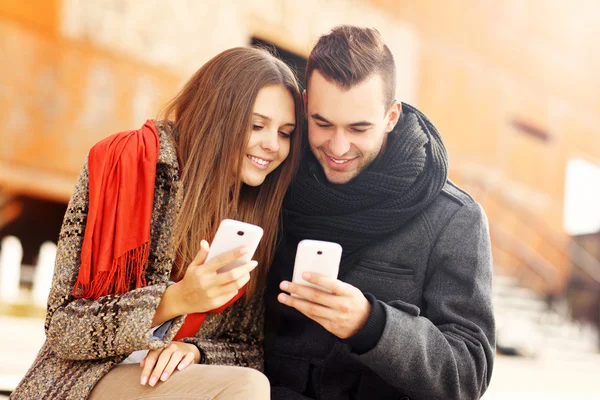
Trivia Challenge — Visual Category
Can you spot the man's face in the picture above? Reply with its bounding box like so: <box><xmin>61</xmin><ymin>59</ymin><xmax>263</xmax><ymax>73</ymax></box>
<box><xmin>305</xmin><ymin>70</ymin><xmax>400</xmax><ymax>184</ymax></box>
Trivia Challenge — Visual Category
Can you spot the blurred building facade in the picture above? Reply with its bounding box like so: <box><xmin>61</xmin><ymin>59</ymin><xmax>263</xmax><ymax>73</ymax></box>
<box><xmin>1</xmin><ymin>0</ymin><xmax>599</xmax><ymax>312</ymax></box>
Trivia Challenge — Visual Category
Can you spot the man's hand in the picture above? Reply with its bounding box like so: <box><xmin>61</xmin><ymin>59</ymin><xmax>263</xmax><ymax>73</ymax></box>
<box><xmin>140</xmin><ymin>342</ymin><xmax>200</xmax><ymax>386</ymax></box>
<box><xmin>278</xmin><ymin>272</ymin><xmax>371</xmax><ymax>339</ymax></box>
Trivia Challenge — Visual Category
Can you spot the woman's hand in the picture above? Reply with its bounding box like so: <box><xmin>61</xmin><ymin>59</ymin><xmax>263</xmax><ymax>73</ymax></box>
<box><xmin>174</xmin><ymin>240</ymin><xmax>257</xmax><ymax>314</ymax></box>
<box><xmin>140</xmin><ymin>341</ymin><xmax>200</xmax><ymax>386</ymax></box>
<box><xmin>153</xmin><ymin>240</ymin><xmax>257</xmax><ymax>325</ymax></box>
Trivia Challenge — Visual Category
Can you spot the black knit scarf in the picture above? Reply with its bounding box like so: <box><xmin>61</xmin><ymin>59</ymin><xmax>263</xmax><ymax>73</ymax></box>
<box><xmin>282</xmin><ymin>103</ymin><xmax>449</xmax><ymax>271</ymax></box>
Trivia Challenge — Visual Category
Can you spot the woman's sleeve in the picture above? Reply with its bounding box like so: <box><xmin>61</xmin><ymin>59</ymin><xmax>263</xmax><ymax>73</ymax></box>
<box><xmin>44</xmin><ymin>159</ymin><xmax>185</xmax><ymax>360</ymax></box>
<box><xmin>181</xmin><ymin>292</ymin><xmax>265</xmax><ymax>371</ymax></box>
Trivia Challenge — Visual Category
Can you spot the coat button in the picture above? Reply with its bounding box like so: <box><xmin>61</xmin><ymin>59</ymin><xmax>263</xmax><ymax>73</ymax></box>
<box><xmin>400</xmin><ymin>397</ymin><xmax>410</xmax><ymax>400</ymax></box>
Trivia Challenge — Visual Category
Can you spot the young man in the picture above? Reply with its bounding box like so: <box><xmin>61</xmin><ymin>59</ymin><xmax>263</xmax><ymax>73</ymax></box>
<box><xmin>264</xmin><ymin>26</ymin><xmax>495</xmax><ymax>400</ymax></box>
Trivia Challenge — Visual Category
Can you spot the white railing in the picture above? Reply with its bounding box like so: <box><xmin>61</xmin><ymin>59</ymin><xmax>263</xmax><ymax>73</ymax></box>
<box><xmin>0</xmin><ymin>236</ymin><xmax>56</xmax><ymax>309</ymax></box>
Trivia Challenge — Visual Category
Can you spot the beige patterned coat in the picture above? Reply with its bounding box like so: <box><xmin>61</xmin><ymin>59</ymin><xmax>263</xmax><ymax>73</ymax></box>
<box><xmin>10</xmin><ymin>125</ymin><xmax>264</xmax><ymax>400</ymax></box>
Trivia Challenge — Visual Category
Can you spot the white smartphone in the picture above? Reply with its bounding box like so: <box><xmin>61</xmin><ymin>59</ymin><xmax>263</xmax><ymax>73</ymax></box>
<box><xmin>206</xmin><ymin>219</ymin><xmax>264</xmax><ymax>274</ymax></box>
<box><xmin>292</xmin><ymin>240</ymin><xmax>342</xmax><ymax>297</ymax></box>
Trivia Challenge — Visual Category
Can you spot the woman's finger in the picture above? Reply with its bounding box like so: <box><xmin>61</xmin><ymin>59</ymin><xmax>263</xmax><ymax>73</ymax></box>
<box><xmin>210</xmin><ymin>261</ymin><xmax>257</xmax><ymax>287</ymax></box>
<box><xmin>190</xmin><ymin>240</ymin><xmax>210</xmax><ymax>266</ymax></box>
<box><xmin>213</xmin><ymin>271</ymin><xmax>252</xmax><ymax>295</ymax></box>
<box><xmin>160</xmin><ymin>350</ymin><xmax>186</xmax><ymax>382</ymax></box>
<box><xmin>140</xmin><ymin>349</ymin><xmax>161</xmax><ymax>385</ymax></box>
<box><xmin>148</xmin><ymin>347</ymin><xmax>174</xmax><ymax>386</ymax></box>
<box><xmin>201</xmin><ymin>247</ymin><xmax>249</xmax><ymax>274</ymax></box>
<box><xmin>206</xmin><ymin>291</ymin><xmax>239</xmax><ymax>309</ymax></box>
<box><xmin>177</xmin><ymin>351</ymin><xmax>196</xmax><ymax>371</ymax></box>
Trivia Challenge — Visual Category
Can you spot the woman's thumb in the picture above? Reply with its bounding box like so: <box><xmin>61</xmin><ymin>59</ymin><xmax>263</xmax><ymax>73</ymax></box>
<box><xmin>191</xmin><ymin>240</ymin><xmax>210</xmax><ymax>266</ymax></box>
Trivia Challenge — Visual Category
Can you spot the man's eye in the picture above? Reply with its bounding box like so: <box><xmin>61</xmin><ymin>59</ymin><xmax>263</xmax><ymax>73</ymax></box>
<box><xmin>316</xmin><ymin>123</ymin><xmax>331</xmax><ymax>128</ymax></box>
<box><xmin>351</xmin><ymin>128</ymin><xmax>368</xmax><ymax>133</ymax></box>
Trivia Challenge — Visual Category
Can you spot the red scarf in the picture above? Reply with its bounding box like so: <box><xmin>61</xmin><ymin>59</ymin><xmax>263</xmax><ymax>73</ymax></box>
<box><xmin>173</xmin><ymin>287</ymin><xmax>246</xmax><ymax>341</ymax></box>
<box><xmin>73</xmin><ymin>120</ymin><xmax>159</xmax><ymax>299</ymax></box>
<box><xmin>72</xmin><ymin>119</ymin><xmax>245</xmax><ymax>339</ymax></box>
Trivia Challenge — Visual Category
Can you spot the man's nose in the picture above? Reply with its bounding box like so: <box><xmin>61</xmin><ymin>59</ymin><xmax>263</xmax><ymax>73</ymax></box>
<box><xmin>328</xmin><ymin>130</ymin><xmax>350</xmax><ymax>157</ymax></box>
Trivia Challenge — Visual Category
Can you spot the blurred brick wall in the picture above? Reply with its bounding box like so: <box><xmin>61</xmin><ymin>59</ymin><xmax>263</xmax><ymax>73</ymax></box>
<box><xmin>0</xmin><ymin>0</ymin><xmax>181</xmax><ymax>201</ymax></box>
<box><xmin>365</xmin><ymin>0</ymin><xmax>600</xmax><ymax>289</ymax></box>
<box><xmin>369</xmin><ymin>0</ymin><xmax>600</xmax><ymax>232</ymax></box>
<box><xmin>0</xmin><ymin>0</ymin><xmax>418</xmax><ymax>201</ymax></box>
<box><xmin>2</xmin><ymin>0</ymin><xmax>599</xmax><ymax>288</ymax></box>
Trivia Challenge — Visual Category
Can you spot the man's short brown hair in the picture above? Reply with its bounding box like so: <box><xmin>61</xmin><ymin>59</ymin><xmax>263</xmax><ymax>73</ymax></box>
<box><xmin>306</xmin><ymin>25</ymin><xmax>396</xmax><ymax>108</ymax></box>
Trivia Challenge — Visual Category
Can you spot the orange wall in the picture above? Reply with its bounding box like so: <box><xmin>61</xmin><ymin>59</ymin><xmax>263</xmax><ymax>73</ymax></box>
<box><xmin>0</xmin><ymin>3</ymin><xmax>180</xmax><ymax>201</ymax></box>
<box><xmin>2</xmin><ymin>0</ymin><xmax>598</xmax><ymax>236</ymax></box>
<box><xmin>0</xmin><ymin>0</ymin><xmax>59</xmax><ymax>35</ymax></box>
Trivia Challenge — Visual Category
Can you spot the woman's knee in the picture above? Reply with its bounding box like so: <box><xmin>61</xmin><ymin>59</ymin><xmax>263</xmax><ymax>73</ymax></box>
<box><xmin>228</xmin><ymin>367</ymin><xmax>270</xmax><ymax>398</ymax></box>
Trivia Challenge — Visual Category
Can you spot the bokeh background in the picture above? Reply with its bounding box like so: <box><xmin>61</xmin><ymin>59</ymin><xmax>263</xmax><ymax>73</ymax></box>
<box><xmin>1</xmin><ymin>1</ymin><xmax>599</xmax><ymax>398</ymax></box>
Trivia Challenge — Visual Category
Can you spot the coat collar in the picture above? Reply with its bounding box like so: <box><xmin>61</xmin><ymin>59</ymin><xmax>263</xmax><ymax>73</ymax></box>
<box><xmin>155</xmin><ymin>120</ymin><xmax>180</xmax><ymax>175</ymax></box>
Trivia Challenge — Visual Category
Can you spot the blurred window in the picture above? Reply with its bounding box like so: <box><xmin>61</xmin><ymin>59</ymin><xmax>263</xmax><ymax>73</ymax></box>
<box><xmin>564</xmin><ymin>158</ymin><xmax>600</xmax><ymax>235</ymax></box>
<box><xmin>251</xmin><ymin>37</ymin><xmax>307</xmax><ymax>90</ymax></box>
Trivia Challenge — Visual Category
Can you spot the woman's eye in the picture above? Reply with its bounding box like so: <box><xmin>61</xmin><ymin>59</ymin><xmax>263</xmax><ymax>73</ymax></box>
<box><xmin>279</xmin><ymin>131</ymin><xmax>291</xmax><ymax>138</ymax></box>
<box><xmin>253</xmin><ymin>125</ymin><xmax>264</xmax><ymax>130</ymax></box>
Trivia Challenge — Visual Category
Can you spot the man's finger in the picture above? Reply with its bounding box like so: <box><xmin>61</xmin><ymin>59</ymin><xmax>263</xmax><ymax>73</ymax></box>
<box><xmin>278</xmin><ymin>292</ymin><xmax>336</xmax><ymax>320</ymax></box>
<box><xmin>302</xmin><ymin>273</ymin><xmax>349</xmax><ymax>295</ymax></box>
<box><xmin>280</xmin><ymin>281</ymin><xmax>336</xmax><ymax>308</ymax></box>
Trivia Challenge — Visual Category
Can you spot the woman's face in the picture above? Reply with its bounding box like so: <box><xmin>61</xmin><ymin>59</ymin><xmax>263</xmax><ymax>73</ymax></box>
<box><xmin>241</xmin><ymin>84</ymin><xmax>296</xmax><ymax>187</ymax></box>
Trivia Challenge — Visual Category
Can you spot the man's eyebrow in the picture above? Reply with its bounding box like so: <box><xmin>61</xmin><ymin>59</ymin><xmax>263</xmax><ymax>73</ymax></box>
<box><xmin>348</xmin><ymin>121</ymin><xmax>374</xmax><ymax>128</ymax></box>
<box><xmin>311</xmin><ymin>113</ymin><xmax>332</xmax><ymax>124</ymax></box>
<box><xmin>311</xmin><ymin>113</ymin><xmax>373</xmax><ymax>128</ymax></box>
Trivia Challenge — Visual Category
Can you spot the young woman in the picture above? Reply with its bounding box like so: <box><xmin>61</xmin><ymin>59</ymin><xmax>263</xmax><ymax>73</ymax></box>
<box><xmin>10</xmin><ymin>47</ymin><xmax>303</xmax><ymax>400</ymax></box>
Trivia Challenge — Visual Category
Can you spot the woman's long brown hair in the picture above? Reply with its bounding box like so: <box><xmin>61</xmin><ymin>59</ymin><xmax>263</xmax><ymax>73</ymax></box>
<box><xmin>161</xmin><ymin>47</ymin><xmax>303</xmax><ymax>299</ymax></box>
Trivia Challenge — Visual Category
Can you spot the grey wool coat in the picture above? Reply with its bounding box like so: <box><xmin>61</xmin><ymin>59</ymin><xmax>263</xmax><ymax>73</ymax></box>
<box><xmin>265</xmin><ymin>182</ymin><xmax>496</xmax><ymax>400</ymax></box>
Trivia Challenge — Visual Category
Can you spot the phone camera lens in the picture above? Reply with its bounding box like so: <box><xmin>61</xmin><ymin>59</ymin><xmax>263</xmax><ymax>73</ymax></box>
<box><xmin>237</xmin><ymin>231</ymin><xmax>244</xmax><ymax>236</ymax></box>
<box><xmin>317</xmin><ymin>251</ymin><xmax>322</xmax><ymax>255</ymax></box>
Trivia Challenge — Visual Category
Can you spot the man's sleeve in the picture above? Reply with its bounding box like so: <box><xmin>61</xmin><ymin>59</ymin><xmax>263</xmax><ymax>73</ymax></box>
<box><xmin>356</xmin><ymin>202</ymin><xmax>496</xmax><ymax>400</ymax></box>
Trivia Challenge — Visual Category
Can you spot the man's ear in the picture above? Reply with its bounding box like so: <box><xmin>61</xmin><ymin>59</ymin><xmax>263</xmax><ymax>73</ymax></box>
<box><xmin>385</xmin><ymin>101</ymin><xmax>402</xmax><ymax>133</ymax></box>
<box><xmin>303</xmin><ymin>90</ymin><xmax>307</xmax><ymax>114</ymax></box>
